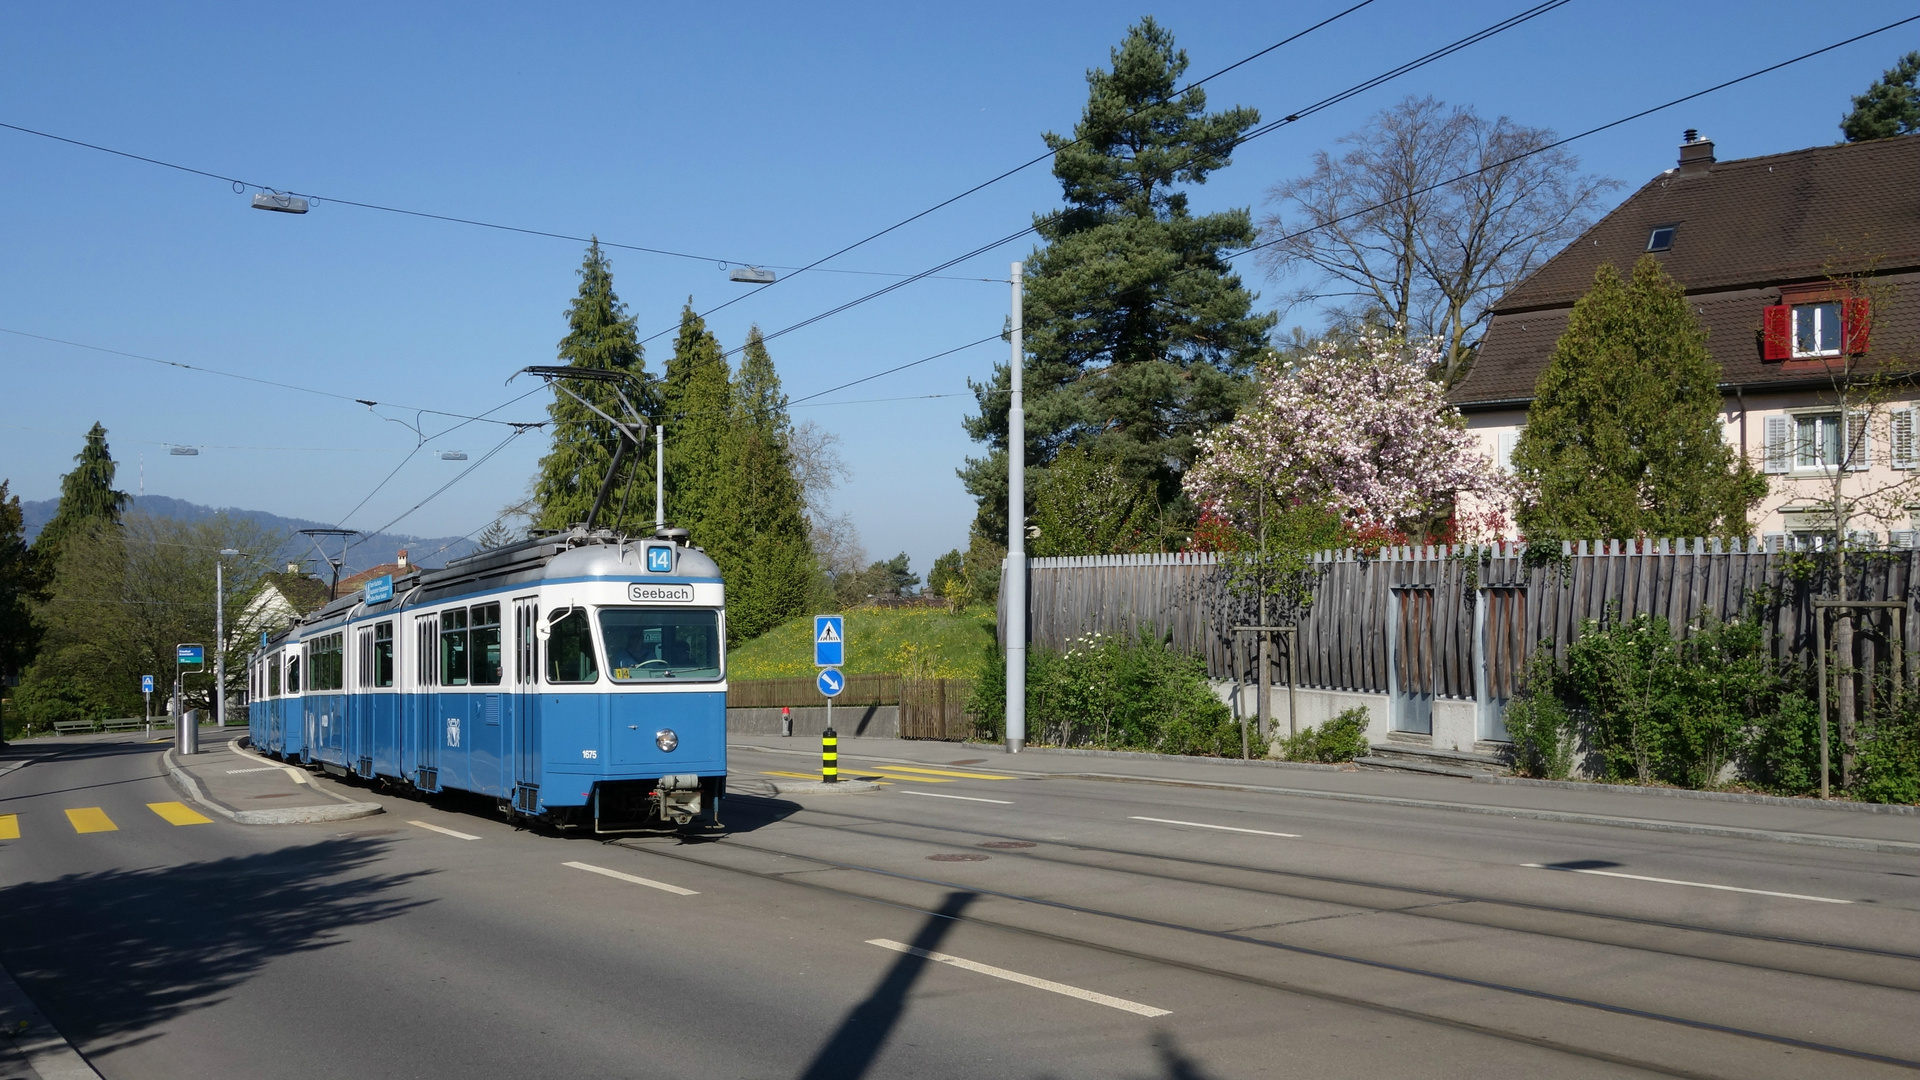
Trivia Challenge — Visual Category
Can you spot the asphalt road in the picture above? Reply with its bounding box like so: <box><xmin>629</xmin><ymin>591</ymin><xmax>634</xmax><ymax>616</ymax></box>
<box><xmin>2</xmin><ymin>737</ymin><xmax>1916</xmax><ymax>1079</ymax></box>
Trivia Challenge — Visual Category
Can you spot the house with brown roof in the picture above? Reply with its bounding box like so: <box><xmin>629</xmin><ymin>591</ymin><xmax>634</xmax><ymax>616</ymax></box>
<box><xmin>1451</xmin><ymin>131</ymin><xmax>1920</xmax><ymax>546</ymax></box>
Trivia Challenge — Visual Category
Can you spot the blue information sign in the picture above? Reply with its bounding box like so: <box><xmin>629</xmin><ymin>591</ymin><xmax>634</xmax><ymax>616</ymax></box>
<box><xmin>817</xmin><ymin>667</ymin><xmax>845</xmax><ymax>698</ymax></box>
<box><xmin>645</xmin><ymin>545</ymin><xmax>674</xmax><ymax>573</ymax></box>
<box><xmin>813</xmin><ymin>615</ymin><xmax>844</xmax><ymax>667</ymax></box>
<box><xmin>142</xmin><ymin>675</ymin><xmax>154</xmax><ymax>694</ymax></box>
<box><xmin>364</xmin><ymin>574</ymin><xmax>394</xmax><ymax>604</ymax></box>
<box><xmin>176</xmin><ymin>644</ymin><xmax>205</xmax><ymax>667</ymax></box>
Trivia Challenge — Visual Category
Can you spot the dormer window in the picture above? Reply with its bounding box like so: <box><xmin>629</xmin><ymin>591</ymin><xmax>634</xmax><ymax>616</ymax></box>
<box><xmin>1646</xmin><ymin>225</ymin><xmax>1676</xmax><ymax>252</ymax></box>
<box><xmin>1793</xmin><ymin>302</ymin><xmax>1844</xmax><ymax>357</ymax></box>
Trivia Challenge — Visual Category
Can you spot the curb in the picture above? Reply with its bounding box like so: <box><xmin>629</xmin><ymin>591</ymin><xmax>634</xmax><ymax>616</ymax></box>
<box><xmin>0</xmin><ymin>958</ymin><xmax>101</xmax><ymax>1080</ymax></box>
<box><xmin>1471</xmin><ymin>773</ymin><xmax>1920</xmax><ymax>815</ymax></box>
<box><xmin>1047</xmin><ymin>772</ymin><xmax>1920</xmax><ymax>856</ymax></box>
<box><xmin>162</xmin><ymin>750</ymin><xmax>383</xmax><ymax>825</ymax></box>
<box><xmin>768</xmin><ymin>779</ymin><xmax>881</xmax><ymax>794</ymax></box>
<box><xmin>997</xmin><ymin>745</ymin><xmax>1348</xmax><ymax>772</ymax></box>
<box><xmin>1354</xmin><ymin>755</ymin><xmax>1498</xmax><ymax>779</ymax></box>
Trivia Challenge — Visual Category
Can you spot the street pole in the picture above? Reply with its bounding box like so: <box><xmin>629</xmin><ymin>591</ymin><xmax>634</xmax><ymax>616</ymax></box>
<box><xmin>655</xmin><ymin>424</ymin><xmax>666</xmax><ymax>530</ymax></box>
<box><xmin>215</xmin><ymin>558</ymin><xmax>225</xmax><ymax>729</ymax></box>
<box><xmin>1006</xmin><ymin>261</ymin><xmax>1027</xmax><ymax>754</ymax></box>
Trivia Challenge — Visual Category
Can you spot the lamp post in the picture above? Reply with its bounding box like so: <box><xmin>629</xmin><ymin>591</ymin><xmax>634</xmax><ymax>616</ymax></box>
<box><xmin>215</xmin><ymin>548</ymin><xmax>249</xmax><ymax>729</ymax></box>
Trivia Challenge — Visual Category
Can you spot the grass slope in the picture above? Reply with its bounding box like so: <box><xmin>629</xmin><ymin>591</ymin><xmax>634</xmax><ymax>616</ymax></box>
<box><xmin>729</xmin><ymin>606</ymin><xmax>997</xmax><ymax>680</ymax></box>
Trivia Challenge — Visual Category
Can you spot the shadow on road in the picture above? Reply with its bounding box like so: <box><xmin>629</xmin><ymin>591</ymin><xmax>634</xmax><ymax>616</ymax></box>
<box><xmin>796</xmin><ymin>891</ymin><xmax>975</xmax><ymax>1080</ymax></box>
<box><xmin>0</xmin><ymin>837</ymin><xmax>431</xmax><ymax>1057</ymax></box>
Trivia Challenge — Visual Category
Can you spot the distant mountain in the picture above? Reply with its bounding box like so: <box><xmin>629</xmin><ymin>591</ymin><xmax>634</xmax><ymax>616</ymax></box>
<box><xmin>19</xmin><ymin>494</ymin><xmax>480</xmax><ymax>574</ymax></box>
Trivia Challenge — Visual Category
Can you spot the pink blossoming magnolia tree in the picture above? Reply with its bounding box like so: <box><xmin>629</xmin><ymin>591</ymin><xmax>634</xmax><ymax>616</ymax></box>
<box><xmin>1185</xmin><ymin>333</ymin><xmax>1509</xmax><ymax>541</ymax></box>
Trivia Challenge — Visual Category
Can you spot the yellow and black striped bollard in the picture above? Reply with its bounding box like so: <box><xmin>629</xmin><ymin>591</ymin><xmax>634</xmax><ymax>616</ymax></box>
<box><xmin>821</xmin><ymin>728</ymin><xmax>838</xmax><ymax>783</ymax></box>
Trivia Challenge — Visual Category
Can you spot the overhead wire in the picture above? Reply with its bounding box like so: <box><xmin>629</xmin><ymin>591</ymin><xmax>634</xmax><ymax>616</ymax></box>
<box><xmin>346</xmin><ymin>425</ymin><xmax>531</xmax><ymax>552</ymax></box>
<box><xmin>703</xmin><ymin>0</ymin><xmax>1573</xmax><ymax>364</ymax></box>
<box><xmin>783</xmin><ymin>12</ymin><xmax>1920</xmax><ymax>409</ymax></box>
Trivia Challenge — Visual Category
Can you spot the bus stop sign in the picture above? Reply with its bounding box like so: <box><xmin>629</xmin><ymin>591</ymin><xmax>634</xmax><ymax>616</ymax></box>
<box><xmin>176</xmin><ymin>644</ymin><xmax>204</xmax><ymax>669</ymax></box>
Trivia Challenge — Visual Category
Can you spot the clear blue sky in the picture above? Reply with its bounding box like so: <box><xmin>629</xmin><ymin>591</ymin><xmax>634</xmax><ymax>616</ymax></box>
<box><xmin>3</xmin><ymin>2</ymin><xmax>1914</xmax><ymax>576</ymax></box>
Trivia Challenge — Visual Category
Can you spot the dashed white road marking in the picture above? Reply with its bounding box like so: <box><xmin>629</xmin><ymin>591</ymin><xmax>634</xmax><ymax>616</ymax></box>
<box><xmin>1522</xmin><ymin>864</ymin><xmax>1852</xmax><ymax>904</ymax></box>
<box><xmin>866</xmin><ymin>939</ymin><xmax>1170</xmax><ymax>1017</ymax></box>
<box><xmin>900</xmin><ymin>790</ymin><xmax>1013</xmax><ymax>805</ymax></box>
<box><xmin>564</xmin><ymin>861</ymin><xmax>699</xmax><ymax>896</ymax></box>
<box><xmin>1130</xmin><ymin>816</ymin><xmax>1300</xmax><ymax>838</ymax></box>
<box><xmin>407</xmin><ymin>819</ymin><xmax>480</xmax><ymax>841</ymax></box>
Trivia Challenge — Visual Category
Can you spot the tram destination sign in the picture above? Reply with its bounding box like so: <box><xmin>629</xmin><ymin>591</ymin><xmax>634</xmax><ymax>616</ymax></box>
<box><xmin>629</xmin><ymin>582</ymin><xmax>694</xmax><ymax>603</ymax></box>
<box><xmin>363</xmin><ymin>574</ymin><xmax>394</xmax><ymax>604</ymax></box>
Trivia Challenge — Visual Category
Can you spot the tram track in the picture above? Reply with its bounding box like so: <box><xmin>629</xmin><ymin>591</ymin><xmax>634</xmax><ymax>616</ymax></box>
<box><xmin>611</xmin><ymin>800</ymin><xmax>1920</xmax><ymax>1078</ymax></box>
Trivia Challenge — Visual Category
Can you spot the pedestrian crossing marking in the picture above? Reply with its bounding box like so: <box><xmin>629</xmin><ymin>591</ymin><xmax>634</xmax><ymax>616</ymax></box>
<box><xmin>148</xmin><ymin>801</ymin><xmax>213</xmax><ymax>826</ymax></box>
<box><xmin>864</xmin><ymin>765</ymin><xmax>1013</xmax><ymax>781</ymax></box>
<box><xmin>0</xmin><ymin>814</ymin><xmax>17</xmax><ymax>840</ymax></box>
<box><xmin>65</xmin><ymin>807</ymin><xmax>118</xmax><ymax>833</ymax></box>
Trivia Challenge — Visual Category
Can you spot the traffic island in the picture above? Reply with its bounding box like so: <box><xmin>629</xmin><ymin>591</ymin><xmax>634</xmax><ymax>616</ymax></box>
<box><xmin>162</xmin><ymin>739</ymin><xmax>383</xmax><ymax>824</ymax></box>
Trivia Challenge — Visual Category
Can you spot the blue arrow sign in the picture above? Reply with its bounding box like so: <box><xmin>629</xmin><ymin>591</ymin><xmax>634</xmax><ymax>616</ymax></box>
<box><xmin>363</xmin><ymin>574</ymin><xmax>394</xmax><ymax>604</ymax></box>
<box><xmin>142</xmin><ymin>675</ymin><xmax>154</xmax><ymax>694</ymax></box>
<box><xmin>817</xmin><ymin>667</ymin><xmax>845</xmax><ymax>698</ymax></box>
<box><xmin>814</xmin><ymin>615</ymin><xmax>844</xmax><ymax>667</ymax></box>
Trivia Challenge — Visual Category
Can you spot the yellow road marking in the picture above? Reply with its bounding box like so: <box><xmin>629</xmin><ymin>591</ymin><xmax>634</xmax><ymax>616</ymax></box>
<box><xmin>863</xmin><ymin>764</ymin><xmax>1012</xmax><ymax>781</ymax></box>
<box><xmin>761</xmin><ymin>770</ymin><xmax>894</xmax><ymax>785</ymax></box>
<box><xmin>148</xmin><ymin>801</ymin><xmax>213</xmax><ymax>826</ymax></box>
<box><xmin>0</xmin><ymin>814</ymin><xmax>17</xmax><ymax>840</ymax></box>
<box><xmin>65</xmin><ymin>807</ymin><xmax>118</xmax><ymax>833</ymax></box>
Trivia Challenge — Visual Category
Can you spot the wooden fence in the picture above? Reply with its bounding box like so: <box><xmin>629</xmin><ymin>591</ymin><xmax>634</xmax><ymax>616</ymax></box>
<box><xmin>728</xmin><ymin>676</ymin><xmax>980</xmax><ymax>740</ymax></box>
<box><xmin>1000</xmin><ymin>540</ymin><xmax>1920</xmax><ymax>696</ymax></box>
<box><xmin>900</xmin><ymin>679</ymin><xmax>977</xmax><ymax>740</ymax></box>
<box><xmin>726</xmin><ymin>673</ymin><xmax>899</xmax><ymax>708</ymax></box>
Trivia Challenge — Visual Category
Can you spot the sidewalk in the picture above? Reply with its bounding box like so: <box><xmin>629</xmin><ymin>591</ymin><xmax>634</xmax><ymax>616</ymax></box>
<box><xmin>729</xmin><ymin>736</ymin><xmax>1920</xmax><ymax>855</ymax></box>
<box><xmin>163</xmin><ymin>738</ymin><xmax>383</xmax><ymax>825</ymax></box>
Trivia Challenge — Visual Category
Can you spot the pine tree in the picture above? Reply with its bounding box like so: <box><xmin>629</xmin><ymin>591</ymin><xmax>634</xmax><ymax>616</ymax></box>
<box><xmin>660</xmin><ymin>303</ymin><xmax>734</xmax><ymax>539</ymax></box>
<box><xmin>1841</xmin><ymin>52</ymin><xmax>1920</xmax><ymax>142</ymax></box>
<box><xmin>33</xmin><ymin>422</ymin><xmax>129</xmax><ymax>563</ymax></box>
<box><xmin>0</xmin><ymin>480</ymin><xmax>47</xmax><ymax>684</ymax></box>
<box><xmin>1512</xmin><ymin>257</ymin><xmax>1766</xmax><ymax>541</ymax></box>
<box><xmin>961</xmin><ymin>18</ymin><xmax>1275</xmax><ymax>545</ymax></box>
<box><xmin>532</xmin><ymin>241</ymin><xmax>650</xmax><ymax>532</ymax></box>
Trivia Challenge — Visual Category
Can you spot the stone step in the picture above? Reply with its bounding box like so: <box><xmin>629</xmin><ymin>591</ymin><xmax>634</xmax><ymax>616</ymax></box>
<box><xmin>1360</xmin><ymin>740</ymin><xmax>1510</xmax><ymax>777</ymax></box>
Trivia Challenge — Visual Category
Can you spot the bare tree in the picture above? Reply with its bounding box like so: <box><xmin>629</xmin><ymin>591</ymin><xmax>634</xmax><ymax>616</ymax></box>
<box><xmin>1259</xmin><ymin>96</ymin><xmax>1618</xmax><ymax>384</ymax></box>
<box><xmin>787</xmin><ymin>420</ymin><xmax>849</xmax><ymax>521</ymax></box>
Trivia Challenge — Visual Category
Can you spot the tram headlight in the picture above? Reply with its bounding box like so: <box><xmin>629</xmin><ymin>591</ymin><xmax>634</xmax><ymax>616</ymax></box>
<box><xmin>655</xmin><ymin>728</ymin><xmax>679</xmax><ymax>752</ymax></box>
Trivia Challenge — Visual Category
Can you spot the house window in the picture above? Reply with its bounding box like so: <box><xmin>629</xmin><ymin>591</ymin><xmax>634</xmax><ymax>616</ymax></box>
<box><xmin>1793</xmin><ymin>302</ymin><xmax>1844</xmax><ymax>357</ymax></box>
<box><xmin>1796</xmin><ymin>412</ymin><xmax>1841</xmax><ymax>468</ymax></box>
<box><xmin>1646</xmin><ymin>225</ymin><xmax>1676</xmax><ymax>252</ymax></box>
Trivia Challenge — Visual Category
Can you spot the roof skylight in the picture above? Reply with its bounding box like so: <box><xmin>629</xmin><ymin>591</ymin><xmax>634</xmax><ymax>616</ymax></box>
<box><xmin>1647</xmin><ymin>225</ymin><xmax>1676</xmax><ymax>252</ymax></box>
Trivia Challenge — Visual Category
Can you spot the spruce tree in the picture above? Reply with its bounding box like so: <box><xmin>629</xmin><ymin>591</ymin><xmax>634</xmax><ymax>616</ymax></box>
<box><xmin>0</xmin><ymin>480</ymin><xmax>46</xmax><ymax>684</ymax></box>
<box><xmin>1513</xmin><ymin>257</ymin><xmax>1765</xmax><ymax>542</ymax></box>
<box><xmin>532</xmin><ymin>241</ymin><xmax>650</xmax><ymax>532</ymax></box>
<box><xmin>961</xmin><ymin>17</ymin><xmax>1275</xmax><ymax>544</ymax></box>
<box><xmin>33</xmin><ymin>422</ymin><xmax>129</xmax><ymax>563</ymax></box>
<box><xmin>1841</xmin><ymin>51</ymin><xmax>1920</xmax><ymax>142</ymax></box>
<box><xmin>659</xmin><ymin>303</ymin><xmax>734</xmax><ymax>539</ymax></box>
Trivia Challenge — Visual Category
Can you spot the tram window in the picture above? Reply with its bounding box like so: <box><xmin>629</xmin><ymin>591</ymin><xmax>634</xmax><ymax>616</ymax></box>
<box><xmin>600</xmin><ymin>608</ymin><xmax>722</xmax><ymax>682</ymax></box>
<box><xmin>373</xmin><ymin>621</ymin><xmax>395</xmax><ymax>688</ymax></box>
<box><xmin>441</xmin><ymin>609</ymin><xmax>469</xmax><ymax>686</ymax></box>
<box><xmin>287</xmin><ymin>655</ymin><xmax>301</xmax><ymax>693</ymax></box>
<box><xmin>544</xmin><ymin>608</ymin><xmax>599</xmax><ymax>683</ymax></box>
<box><xmin>310</xmin><ymin>633</ymin><xmax>344</xmax><ymax>691</ymax></box>
<box><xmin>470</xmin><ymin>603</ymin><xmax>502</xmax><ymax>686</ymax></box>
<box><xmin>268</xmin><ymin>655</ymin><xmax>281</xmax><ymax>696</ymax></box>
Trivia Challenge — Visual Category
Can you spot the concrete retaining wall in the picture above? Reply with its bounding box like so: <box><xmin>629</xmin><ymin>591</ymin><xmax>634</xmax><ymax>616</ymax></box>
<box><xmin>728</xmin><ymin>705</ymin><xmax>899</xmax><ymax>739</ymax></box>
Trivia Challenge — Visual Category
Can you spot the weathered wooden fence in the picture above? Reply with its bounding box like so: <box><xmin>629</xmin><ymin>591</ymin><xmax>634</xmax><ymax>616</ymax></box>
<box><xmin>900</xmin><ymin>678</ymin><xmax>977</xmax><ymax>739</ymax></box>
<box><xmin>1000</xmin><ymin>540</ymin><xmax>1920</xmax><ymax>695</ymax></box>
<box><xmin>729</xmin><ymin>675</ymin><xmax>979</xmax><ymax>740</ymax></box>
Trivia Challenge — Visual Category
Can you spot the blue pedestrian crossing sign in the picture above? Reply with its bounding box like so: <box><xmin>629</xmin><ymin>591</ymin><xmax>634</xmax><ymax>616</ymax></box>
<box><xmin>813</xmin><ymin>615</ymin><xmax>844</xmax><ymax>667</ymax></box>
<box><xmin>817</xmin><ymin>667</ymin><xmax>845</xmax><ymax>698</ymax></box>
<box><xmin>141</xmin><ymin>675</ymin><xmax>154</xmax><ymax>694</ymax></box>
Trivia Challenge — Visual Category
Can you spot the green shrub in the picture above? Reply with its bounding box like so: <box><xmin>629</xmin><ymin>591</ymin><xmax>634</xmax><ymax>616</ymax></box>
<box><xmin>1276</xmin><ymin>706</ymin><xmax>1371</xmax><ymax>763</ymax></box>
<box><xmin>1748</xmin><ymin>690</ymin><xmax>1820</xmax><ymax>795</ymax></box>
<box><xmin>1855</xmin><ymin>707</ymin><xmax>1920</xmax><ymax>804</ymax></box>
<box><xmin>968</xmin><ymin>629</ymin><xmax>1239</xmax><ymax>755</ymax></box>
<box><xmin>1503</xmin><ymin>658</ymin><xmax>1575</xmax><ymax>779</ymax></box>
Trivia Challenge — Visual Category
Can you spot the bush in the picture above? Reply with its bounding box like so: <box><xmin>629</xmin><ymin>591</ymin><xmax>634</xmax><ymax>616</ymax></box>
<box><xmin>1855</xmin><ymin>706</ymin><xmax>1920</xmax><ymax>805</ymax></box>
<box><xmin>968</xmin><ymin>629</ymin><xmax>1239</xmax><ymax>755</ymax></box>
<box><xmin>1503</xmin><ymin>659</ymin><xmax>1575</xmax><ymax>779</ymax></box>
<box><xmin>1748</xmin><ymin>690</ymin><xmax>1821</xmax><ymax>795</ymax></box>
<box><xmin>1276</xmin><ymin>706</ymin><xmax>1371</xmax><ymax>763</ymax></box>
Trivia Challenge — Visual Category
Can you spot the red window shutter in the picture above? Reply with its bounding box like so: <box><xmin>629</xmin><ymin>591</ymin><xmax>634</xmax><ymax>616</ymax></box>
<box><xmin>1843</xmin><ymin>297</ymin><xmax>1871</xmax><ymax>355</ymax></box>
<box><xmin>1762</xmin><ymin>304</ymin><xmax>1791</xmax><ymax>360</ymax></box>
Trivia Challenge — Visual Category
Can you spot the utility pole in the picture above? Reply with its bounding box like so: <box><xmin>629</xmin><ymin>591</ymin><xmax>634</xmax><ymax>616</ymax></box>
<box><xmin>655</xmin><ymin>424</ymin><xmax>666</xmax><ymax>530</ymax></box>
<box><xmin>1006</xmin><ymin>261</ymin><xmax>1026</xmax><ymax>754</ymax></box>
<box><xmin>216</xmin><ymin>556</ymin><xmax>226</xmax><ymax>730</ymax></box>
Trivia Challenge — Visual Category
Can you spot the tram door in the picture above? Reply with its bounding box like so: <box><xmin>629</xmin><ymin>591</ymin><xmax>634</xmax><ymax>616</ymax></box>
<box><xmin>410</xmin><ymin>615</ymin><xmax>441</xmax><ymax>790</ymax></box>
<box><xmin>509</xmin><ymin>597</ymin><xmax>541</xmax><ymax>811</ymax></box>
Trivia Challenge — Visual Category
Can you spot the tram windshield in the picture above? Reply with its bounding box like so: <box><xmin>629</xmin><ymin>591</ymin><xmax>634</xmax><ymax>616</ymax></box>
<box><xmin>599</xmin><ymin>608</ymin><xmax>722</xmax><ymax>682</ymax></box>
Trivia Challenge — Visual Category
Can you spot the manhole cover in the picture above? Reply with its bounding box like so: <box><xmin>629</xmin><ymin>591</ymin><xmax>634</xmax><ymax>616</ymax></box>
<box><xmin>978</xmin><ymin>841</ymin><xmax>1035</xmax><ymax>849</ymax></box>
<box><xmin>947</xmin><ymin>759</ymin><xmax>985</xmax><ymax>765</ymax></box>
<box><xmin>251</xmin><ymin>793</ymin><xmax>297</xmax><ymax>800</ymax></box>
<box><xmin>927</xmin><ymin>853</ymin><xmax>990</xmax><ymax>862</ymax></box>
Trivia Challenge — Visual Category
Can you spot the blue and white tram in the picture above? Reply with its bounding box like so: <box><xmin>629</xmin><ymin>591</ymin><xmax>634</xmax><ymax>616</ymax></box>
<box><xmin>247</xmin><ymin>528</ymin><xmax>727</xmax><ymax>831</ymax></box>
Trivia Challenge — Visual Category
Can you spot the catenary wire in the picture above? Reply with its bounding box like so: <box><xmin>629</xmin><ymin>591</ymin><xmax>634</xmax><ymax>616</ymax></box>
<box><xmin>345</xmin><ymin>426</ymin><xmax>531</xmax><ymax>551</ymax></box>
<box><xmin>703</xmin><ymin>0</ymin><xmax>1573</xmax><ymax>364</ymax></box>
<box><xmin>638</xmin><ymin>0</ymin><xmax>1385</xmax><ymax>344</ymax></box>
<box><xmin>783</xmin><ymin>13</ymin><xmax>1920</xmax><ymax>409</ymax></box>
